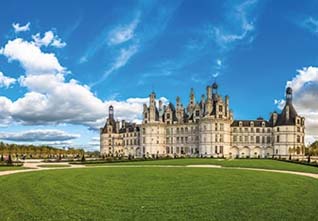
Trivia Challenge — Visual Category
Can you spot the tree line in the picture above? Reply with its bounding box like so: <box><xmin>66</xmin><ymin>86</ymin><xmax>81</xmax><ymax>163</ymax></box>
<box><xmin>0</xmin><ymin>142</ymin><xmax>85</xmax><ymax>160</ymax></box>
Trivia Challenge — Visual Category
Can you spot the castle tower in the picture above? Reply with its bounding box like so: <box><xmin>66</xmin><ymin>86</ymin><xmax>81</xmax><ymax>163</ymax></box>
<box><xmin>149</xmin><ymin>91</ymin><xmax>156</xmax><ymax>122</ymax></box>
<box><xmin>205</xmin><ymin>85</ymin><xmax>212</xmax><ymax>115</ymax></box>
<box><xmin>272</xmin><ymin>87</ymin><xmax>305</xmax><ymax>157</ymax></box>
<box><xmin>187</xmin><ymin>88</ymin><xmax>195</xmax><ymax>113</ymax></box>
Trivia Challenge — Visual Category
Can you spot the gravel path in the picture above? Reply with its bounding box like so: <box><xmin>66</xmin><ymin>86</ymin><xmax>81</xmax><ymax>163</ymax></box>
<box><xmin>0</xmin><ymin>163</ymin><xmax>317</xmax><ymax>179</ymax></box>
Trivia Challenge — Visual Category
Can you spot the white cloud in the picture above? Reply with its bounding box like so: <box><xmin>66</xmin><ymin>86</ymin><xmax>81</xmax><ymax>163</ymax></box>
<box><xmin>0</xmin><ymin>38</ymin><xmax>65</xmax><ymax>75</ymax></box>
<box><xmin>11</xmin><ymin>74</ymin><xmax>106</xmax><ymax>128</ymax></box>
<box><xmin>12</xmin><ymin>22</ymin><xmax>30</xmax><ymax>33</ymax></box>
<box><xmin>216</xmin><ymin>59</ymin><xmax>222</xmax><ymax>66</ymax></box>
<box><xmin>32</xmin><ymin>31</ymin><xmax>66</xmax><ymax>48</ymax></box>
<box><xmin>299</xmin><ymin>17</ymin><xmax>318</xmax><ymax>34</ymax></box>
<box><xmin>0</xmin><ymin>129</ymin><xmax>80</xmax><ymax>142</ymax></box>
<box><xmin>0</xmin><ymin>30</ymin><xmax>167</xmax><ymax>135</ymax></box>
<box><xmin>211</xmin><ymin>0</ymin><xmax>257</xmax><ymax>49</ymax></box>
<box><xmin>92</xmin><ymin>44</ymin><xmax>139</xmax><ymax>86</ymax></box>
<box><xmin>79</xmin><ymin>12</ymin><xmax>140</xmax><ymax>64</ymax></box>
<box><xmin>0</xmin><ymin>72</ymin><xmax>16</xmax><ymax>88</ymax></box>
<box><xmin>0</xmin><ymin>97</ymin><xmax>13</xmax><ymax>126</ymax></box>
<box><xmin>40</xmin><ymin>140</ymin><xmax>74</xmax><ymax>147</ymax></box>
<box><xmin>89</xmin><ymin>137</ymin><xmax>100</xmax><ymax>147</ymax></box>
<box><xmin>108</xmin><ymin>15</ymin><xmax>140</xmax><ymax>46</ymax></box>
<box><xmin>277</xmin><ymin>66</ymin><xmax>318</xmax><ymax>144</ymax></box>
<box><xmin>274</xmin><ymin>99</ymin><xmax>285</xmax><ymax>110</ymax></box>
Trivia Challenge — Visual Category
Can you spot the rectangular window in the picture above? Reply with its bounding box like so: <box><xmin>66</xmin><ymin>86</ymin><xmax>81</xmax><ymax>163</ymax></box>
<box><xmin>220</xmin><ymin>123</ymin><xmax>224</xmax><ymax>131</ymax></box>
<box><xmin>256</xmin><ymin>136</ymin><xmax>260</xmax><ymax>143</ymax></box>
<box><xmin>277</xmin><ymin>135</ymin><xmax>280</xmax><ymax>143</ymax></box>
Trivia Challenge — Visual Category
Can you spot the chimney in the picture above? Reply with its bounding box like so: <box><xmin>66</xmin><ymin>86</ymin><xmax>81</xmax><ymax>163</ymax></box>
<box><xmin>159</xmin><ymin>100</ymin><xmax>163</xmax><ymax>111</ymax></box>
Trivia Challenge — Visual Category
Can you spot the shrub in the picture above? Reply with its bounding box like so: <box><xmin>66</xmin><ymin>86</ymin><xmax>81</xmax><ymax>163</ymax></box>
<box><xmin>0</xmin><ymin>155</ymin><xmax>3</xmax><ymax>162</ymax></box>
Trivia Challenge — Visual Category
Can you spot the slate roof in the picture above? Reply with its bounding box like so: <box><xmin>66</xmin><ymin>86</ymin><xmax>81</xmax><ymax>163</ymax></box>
<box><xmin>275</xmin><ymin>101</ymin><xmax>298</xmax><ymax>126</ymax></box>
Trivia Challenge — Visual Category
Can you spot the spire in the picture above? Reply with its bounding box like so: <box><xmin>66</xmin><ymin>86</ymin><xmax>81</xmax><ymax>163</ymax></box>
<box><xmin>109</xmin><ymin>105</ymin><xmax>114</xmax><ymax>120</ymax></box>
<box><xmin>149</xmin><ymin>91</ymin><xmax>156</xmax><ymax>106</ymax></box>
<box><xmin>212</xmin><ymin>81</ymin><xmax>218</xmax><ymax>94</ymax></box>
<box><xmin>286</xmin><ymin>87</ymin><xmax>292</xmax><ymax>104</ymax></box>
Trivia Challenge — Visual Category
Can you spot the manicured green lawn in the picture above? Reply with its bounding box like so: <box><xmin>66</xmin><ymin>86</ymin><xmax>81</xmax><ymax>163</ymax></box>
<box><xmin>0</xmin><ymin>167</ymin><xmax>317</xmax><ymax>220</ymax></box>
<box><xmin>0</xmin><ymin>166</ymin><xmax>28</xmax><ymax>172</ymax></box>
<box><xmin>90</xmin><ymin>159</ymin><xmax>318</xmax><ymax>174</ymax></box>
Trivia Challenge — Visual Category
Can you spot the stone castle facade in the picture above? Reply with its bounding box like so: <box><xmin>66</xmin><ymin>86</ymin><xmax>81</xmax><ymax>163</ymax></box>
<box><xmin>100</xmin><ymin>83</ymin><xmax>305</xmax><ymax>158</ymax></box>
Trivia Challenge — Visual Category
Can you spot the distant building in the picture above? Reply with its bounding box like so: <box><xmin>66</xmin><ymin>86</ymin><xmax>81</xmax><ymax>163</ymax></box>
<box><xmin>100</xmin><ymin>83</ymin><xmax>305</xmax><ymax>158</ymax></box>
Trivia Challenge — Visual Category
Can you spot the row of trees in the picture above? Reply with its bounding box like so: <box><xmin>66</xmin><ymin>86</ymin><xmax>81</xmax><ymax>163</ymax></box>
<box><xmin>0</xmin><ymin>142</ymin><xmax>85</xmax><ymax>160</ymax></box>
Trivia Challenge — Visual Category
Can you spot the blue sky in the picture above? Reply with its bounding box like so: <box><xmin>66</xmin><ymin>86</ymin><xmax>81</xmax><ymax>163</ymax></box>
<box><xmin>0</xmin><ymin>0</ymin><xmax>318</xmax><ymax>149</ymax></box>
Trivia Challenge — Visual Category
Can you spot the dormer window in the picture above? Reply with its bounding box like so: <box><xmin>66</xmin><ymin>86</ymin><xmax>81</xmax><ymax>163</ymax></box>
<box><xmin>196</xmin><ymin>110</ymin><xmax>200</xmax><ymax>117</ymax></box>
<box><xmin>250</xmin><ymin>121</ymin><xmax>254</xmax><ymax>127</ymax></box>
<box><xmin>167</xmin><ymin>113</ymin><xmax>170</xmax><ymax>119</ymax></box>
<box><xmin>239</xmin><ymin>121</ymin><xmax>242</xmax><ymax>127</ymax></box>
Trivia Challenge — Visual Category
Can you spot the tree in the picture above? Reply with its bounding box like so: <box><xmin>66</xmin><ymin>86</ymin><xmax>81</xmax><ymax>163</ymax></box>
<box><xmin>7</xmin><ymin>154</ymin><xmax>13</xmax><ymax>165</ymax></box>
<box><xmin>310</xmin><ymin>141</ymin><xmax>318</xmax><ymax>156</ymax></box>
<box><xmin>81</xmin><ymin>154</ymin><xmax>86</xmax><ymax>162</ymax></box>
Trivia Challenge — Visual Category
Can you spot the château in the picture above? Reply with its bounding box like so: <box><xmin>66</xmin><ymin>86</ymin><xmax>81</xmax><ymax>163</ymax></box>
<box><xmin>100</xmin><ymin>83</ymin><xmax>305</xmax><ymax>158</ymax></box>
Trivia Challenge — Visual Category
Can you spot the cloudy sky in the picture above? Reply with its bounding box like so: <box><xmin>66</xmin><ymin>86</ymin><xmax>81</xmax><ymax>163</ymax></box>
<box><xmin>0</xmin><ymin>0</ymin><xmax>317</xmax><ymax>150</ymax></box>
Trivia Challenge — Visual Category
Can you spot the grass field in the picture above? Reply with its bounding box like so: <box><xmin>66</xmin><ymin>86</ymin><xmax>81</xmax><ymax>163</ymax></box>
<box><xmin>0</xmin><ymin>167</ymin><xmax>317</xmax><ymax>220</ymax></box>
<box><xmin>0</xmin><ymin>166</ymin><xmax>28</xmax><ymax>172</ymax></box>
<box><xmin>87</xmin><ymin>158</ymin><xmax>318</xmax><ymax>174</ymax></box>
